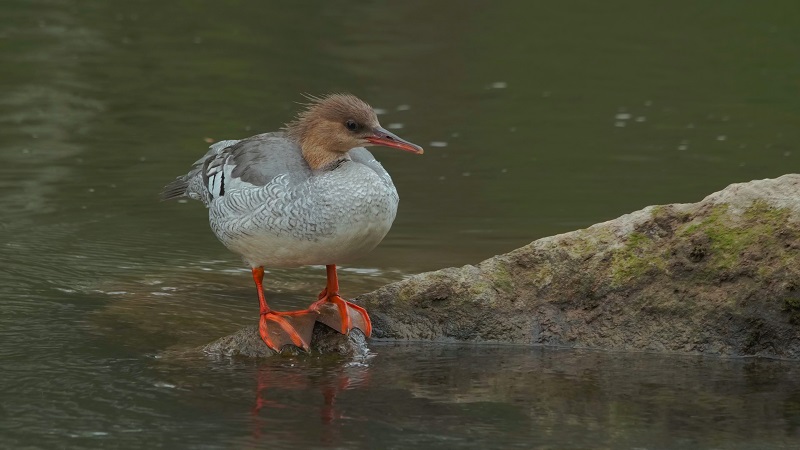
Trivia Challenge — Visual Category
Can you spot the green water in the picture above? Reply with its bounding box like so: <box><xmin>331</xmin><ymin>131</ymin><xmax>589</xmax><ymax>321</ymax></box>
<box><xmin>2</xmin><ymin>1</ymin><xmax>800</xmax><ymax>448</ymax></box>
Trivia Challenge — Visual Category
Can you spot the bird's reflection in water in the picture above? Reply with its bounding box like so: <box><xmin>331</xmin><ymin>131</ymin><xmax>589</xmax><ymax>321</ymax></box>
<box><xmin>250</xmin><ymin>358</ymin><xmax>372</xmax><ymax>445</ymax></box>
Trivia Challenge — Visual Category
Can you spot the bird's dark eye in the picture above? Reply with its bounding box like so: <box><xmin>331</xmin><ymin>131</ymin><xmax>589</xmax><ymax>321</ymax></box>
<box><xmin>345</xmin><ymin>120</ymin><xmax>359</xmax><ymax>132</ymax></box>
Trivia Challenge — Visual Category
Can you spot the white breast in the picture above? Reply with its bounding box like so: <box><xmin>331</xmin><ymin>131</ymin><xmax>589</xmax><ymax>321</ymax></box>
<box><xmin>208</xmin><ymin>161</ymin><xmax>399</xmax><ymax>268</ymax></box>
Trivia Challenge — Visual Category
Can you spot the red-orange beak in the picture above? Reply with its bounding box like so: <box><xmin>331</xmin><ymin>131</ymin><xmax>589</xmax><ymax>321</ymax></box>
<box><xmin>366</xmin><ymin>126</ymin><xmax>424</xmax><ymax>154</ymax></box>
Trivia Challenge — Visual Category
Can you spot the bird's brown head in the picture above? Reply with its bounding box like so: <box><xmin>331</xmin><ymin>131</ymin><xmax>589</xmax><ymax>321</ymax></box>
<box><xmin>285</xmin><ymin>93</ymin><xmax>423</xmax><ymax>170</ymax></box>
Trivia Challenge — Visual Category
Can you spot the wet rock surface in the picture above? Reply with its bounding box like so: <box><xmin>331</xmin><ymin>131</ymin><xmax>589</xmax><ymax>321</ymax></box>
<box><xmin>358</xmin><ymin>174</ymin><xmax>800</xmax><ymax>359</ymax></box>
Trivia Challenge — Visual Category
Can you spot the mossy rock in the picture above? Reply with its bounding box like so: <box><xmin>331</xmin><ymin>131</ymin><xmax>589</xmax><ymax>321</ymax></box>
<box><xmin>356</xmin><ymin>174</ymin><xmax>800</xmax><ymax>359</ymax></box>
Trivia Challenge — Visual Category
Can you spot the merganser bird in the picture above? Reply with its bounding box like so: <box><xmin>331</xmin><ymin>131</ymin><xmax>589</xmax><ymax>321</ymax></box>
<box><xmin>161</xmin><ymin>94</ymin><xmax>423</xmax><ymax>352</ymax></box>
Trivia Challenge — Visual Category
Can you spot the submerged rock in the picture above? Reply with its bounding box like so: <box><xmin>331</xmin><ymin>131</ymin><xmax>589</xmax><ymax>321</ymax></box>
<box><xmin>202</xmin><ymin>322</ymin><xmax>369</xmax><ymax>358</ymax></box>
<box><xmin>358</xmin><ymin>174</ymin><xmax>800</xmax><ymax>359</ymax></box>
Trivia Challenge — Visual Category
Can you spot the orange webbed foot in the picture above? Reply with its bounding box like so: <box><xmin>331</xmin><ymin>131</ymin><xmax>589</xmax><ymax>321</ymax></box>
<box><xmin>309</xmin><ymin>289</ymin><xmax>372</xmax><ymax>338</ymax></box>
<box><xmin>258</xmin><ymin>309</ymin><xmax>319</xmax><ymax>353</ymax></box>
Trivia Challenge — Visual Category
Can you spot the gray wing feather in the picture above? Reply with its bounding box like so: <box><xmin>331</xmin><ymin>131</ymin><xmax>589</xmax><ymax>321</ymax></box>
<box><xmin>228</xmin><ymin>134</ymin><xmax>310</xmax><ymax>187</ymax></box>
<box><xmin>160</xmin><ymin>132</ymin><xmax>310</xmax><ymax>206</ymax></box>
<box><xmin>160</xmin><ymin>139</ymin><xmax>242</xmax><ymax>203</ymax></box>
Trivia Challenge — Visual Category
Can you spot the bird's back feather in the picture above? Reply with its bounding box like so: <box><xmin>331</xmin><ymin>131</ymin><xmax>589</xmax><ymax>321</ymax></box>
<box><xmin>161</xmin><ymin>132</ymin><xmax>389</xmax><ymax>206</ymax></box>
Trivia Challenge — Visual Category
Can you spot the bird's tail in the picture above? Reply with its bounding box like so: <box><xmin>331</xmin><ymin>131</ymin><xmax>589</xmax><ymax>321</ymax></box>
<box><xmin>160</xmin><ymin>177</ymin><xmax>190</xmax><ymax>201</ymax></box>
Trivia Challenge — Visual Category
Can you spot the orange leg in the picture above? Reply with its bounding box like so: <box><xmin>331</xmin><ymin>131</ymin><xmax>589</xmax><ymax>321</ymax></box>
<box><xmin>252</xmin><ymin>267</ymin><xmax>318</xmax><ymax>352</ymax></box>
<box><xmin>308</xmin><ymin>265</ymin><xmax>372</xmax><ymax>337</ymax></box>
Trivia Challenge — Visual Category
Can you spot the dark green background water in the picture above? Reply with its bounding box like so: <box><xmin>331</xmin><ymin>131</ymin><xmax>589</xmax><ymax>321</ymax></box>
<box><xmin>2</xmin><ymin>1</ymin><xmax>799</xmax><ymax>448</ymax></box>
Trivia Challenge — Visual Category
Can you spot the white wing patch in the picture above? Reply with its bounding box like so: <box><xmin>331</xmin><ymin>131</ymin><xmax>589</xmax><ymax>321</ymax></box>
<box><xmin>208</xmin><ymin>171</ymin><xmax>225</xmax><ymax>197</ymax></box>
<box><xmin>205</xmin><ymin>155</ymin><xmax>233</xmax><ymax>199</ymax></box>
